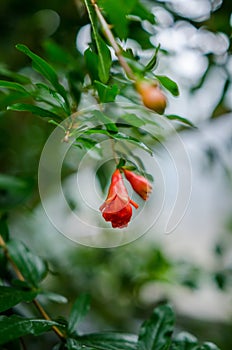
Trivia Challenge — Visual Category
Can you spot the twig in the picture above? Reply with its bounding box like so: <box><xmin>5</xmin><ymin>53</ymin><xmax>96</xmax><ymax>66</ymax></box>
<box><xmin>90</xmin><ymin>0</ymin><xmax>136</xmax><ymax>81</ymax></box>
<box><xmin>110</xmin><ymin>138</ymin><xmax>119</xmax><ymax>165</ymax></box>
<box><xmin>0</xmin><ymin>235</ymin><xmax>24</xmax><ymax>281</ymax></box>
<box><xmin>0</xmin><ymin>234</ymin><xmax>64</xmax><ymax>340</ymax></box>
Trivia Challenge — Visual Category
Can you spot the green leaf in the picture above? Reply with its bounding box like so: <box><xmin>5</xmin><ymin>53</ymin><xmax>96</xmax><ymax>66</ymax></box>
<box><xmin>7</xmin><ymin>103</ymin><xmax>62</xmax><ymax>120</ymax></box>
<box><xmin>117</xmin><ymin>158</ymin><xmax>126</xmax><ymax>168</ymax></box>
<box><xmin>127</xmin><ymin>21</ymin><xmax>153</xmax><ymax>50</ymax></box>
<box><xmin>0</xmin><ymin>64</ymin><xmax>31</xmax><ymax>84</ymax></box>
<box><xmin>0</xmin><ymin>174</ymin><xmax>29</xmax><ymax>191</ymax></box>
<box><xmin>16</xmin><ymin>44</ymin><xmax>70</xmax><ymax>109</ymax></box>
<box><xmin>170</xmin><ymin>332</ymin><xmax>198</xmax><ymax>350</ymax></box>
<box><xmin>92</xmin><ymin>110</ymin><xmax>118</xmax><ymax>132</ymax></box>
<box><xmin>66</xmin><ymin>338</ymin><xmax>82</xmax><ymax>350</ymax></box>
<box><xmin>77</xmin><ymin>332</ymin><xmax>137</xmax><ymax>350</ymax></box>
<box><xmin>155</xmin><ymin>75</ymin><xmax>179</xmax><ymax>96</ymax></box>
<box><xmin>96</xmin><ymin>36</ymin><xmax>111</xmax><ymax>84</ymax></box>
<box><xmin>39</xmin><ymin>292</ymin><xmax>68</xmax><ymax>304</ymax></box>
<box><xmin>84</xmin><ymin>129</ymin><xmax>109</xmax><ymax>137</ymax></box>
<box><xmin>84</xmin><ymin>48</ymin><xmax>99</xmax><ymax>82</ymax></box>
<box><xmin>113</xmin><ymin>132</ymin><xmax>153</xmax><ymax>155</ymax></box>
<box><xmin>0</xmin><ymin>286</ymin><xmax>37</xmax><ymax>313</ymax></box>
<box><xmin>83</xmin><ymin>0</ymin><xmax>111</xmax><ymax>83</ymax></box>
<box><xmin>144</xmin><ymin>45</ymin><xmax>161</xmax><ymax>72</ymax></box>
<box><xmin>165</xmin><ymin>114</ymin><xmax>196</xmax><ymax>128</ymax></box>
<box><xmin>0</xmin><ymin>91</ymin><xmax>26</xmax><ymax>110</ymax></box>
<box><xmin>196</xmin><ymin>343</ymin><xmax>221</xmax><ymax>350</ymax></box>
<box><xmin>0</xmin><ymin>174</ymin><xmax>33</xmax><ymax>210</ymax></box>
<box><xmin>43</xmin><ymin>40</ymin><xmax>77</xmax><ymax>67</ymax></box>
<box><xmin>120</xmin><ymin>113</ymin><xmax>145</xmax><ymax>127</ymax></box>
<box><xmin>0</xmin><ymin>80</ymin><xmax>30</xmax><ymax>95</ymax></box>
<box><xmin>0</xmin><ymin>315</ymin><xmax>62</xmax><ymax>345</ymax></box>
<box><xmin>84</xmin><ymin>129</ymin><xmax>152</xmax><ymax>155</ymax></box>
<box><xmin>0</xmin><ymin>214</ymin><xmax>9</xmax><ymax>241</ymax></box>
<box><xmin>137</xmin><ymin>304</ymin><xmax>174</xmax><ymax>350</ymax></box>
<box><xmin>75</xmin><ymin>137</ymin><xmax>98</xmax><ymax>150</ymax></box>
<box><xmin>94</xmin><ymin>81</ymin><xmax>119</xmax><ymax>103</ymax></box>
<box><xmin>34</xmin><ymin>83</ymin><xmax>70</xmax><ymax>116</ymax></box>
<box><xmin>67</xmin><ymin>338</ymin><xmax>97</xmax><ymax>350</ymax></box>
<box><xmin>7</xmin><ymin>240</ymin><xmax>48</xmax><ymax>288</ymax></box>
<box><xmin>68</xmin><ymin>294</ymin><xmax>91</xmax><ymax>335</ymax></box>
<box><xmin>98</xmin><ymin>0</ymin><xmax>137</xmax><ymax>39</ymax></box>
<box><xmin>96</xmin><ymin>163</ymin><xmax>111</xmax><ymax>193</ymax></box>
<box><xmin>131</xmin><ymin>1</ymin><xmax>156</xmax><ymax>24</ymax></box>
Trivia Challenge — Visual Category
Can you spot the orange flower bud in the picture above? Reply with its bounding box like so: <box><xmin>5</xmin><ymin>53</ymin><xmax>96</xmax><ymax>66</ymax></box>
<box><xmin>136</xmin><ymin>80</ymin><xmax>167</xmax><ymax>114</ymax></box>
<box><xmin>100</xmin><ymin>169</ymin><xmax>138</xmax><ymax>228</ymax></box>
<box><xmin>123</xmin><ymin>169</ymin><xmax>152</xmax><ymax>200</ymax></box>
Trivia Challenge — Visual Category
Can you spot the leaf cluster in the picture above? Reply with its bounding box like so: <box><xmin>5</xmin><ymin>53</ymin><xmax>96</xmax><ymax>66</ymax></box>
<box><xmin>0</xmin><ymin>217</ymin><xmax>221</xmax><ymax>349</ymax></box>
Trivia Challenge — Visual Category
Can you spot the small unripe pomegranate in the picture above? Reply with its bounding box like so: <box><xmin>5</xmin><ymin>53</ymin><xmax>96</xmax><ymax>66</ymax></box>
<box><xmin>135</xmin><ymin>80</ymin><xmax>167</xmax><ymax>114</ymax></box>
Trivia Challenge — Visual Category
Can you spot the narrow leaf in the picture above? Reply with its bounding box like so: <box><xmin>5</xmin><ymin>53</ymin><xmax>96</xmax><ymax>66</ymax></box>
<box><xmin>96</xmin><ymin>35</ymin><xmax>111</xmax><ymax>84</ymax></box>
<box><xmin>113</xmin><ymin>132</ymin><xmax>153</xmax><ymax>155</ymax></box>
<box><xmin>0</xmin><ymin>315</ymin><xmax>62</xmax><ymax>345</ymax></box>
<box><xmin>0</xmin><ymin>174</ymin><xmax>33</xmax><ymax>210</ymax></box>
<box><xmin>98</xmin><ymin>0</ymin><xmax>137</xmax><ymax>39</ymax></box>
<box><xmin>7</xmin><ymin>240</ymin><xmax>48</xmax><ymax>288</ymax></box>
<box><xmin>92</xmin><ymin>110</ymin><xmax>118</xmax><ymax>132</ymax></box>
<box><xmin>0</xmin><ymin>174</ymin><xmax>29</xmax><ymax>191</ymax></box>
<box><xmin>170</xmin><ymin>332</ymin><xmax>198</xmax><ymax>350</ymax></box>
<box><xmin>94</xmin><ymin>81</ymin><xmax>119</xmax><ymax>103</ymax></box>
<box><xmin>196</xmin><ymin>343</ymin><xmax>221</xmax><ymax>350</ymax></box>
<box><xmin>84</xmin><ymin>129</ymin><xmax>109</xmax><ymax>136</ymax></box>
<box><xmin>35</xmin><ymin>83</ymin><xmax>69</xmax><ymax>115</ymax></box>
<box><xmin>67</xmin><ymin>338</ymin><xmax>97</xmax><ymax>350</ymax></box>
<box><xmin>120</xmin><ymin>113</ymin><xmax>145</xmax><ymax>127</ymax></box>
<box><xmin>0</xmin><ymin>286</ymin><xmax>37</xmax><ymax>313</ymax></box>
<box><xmin>0</xmin><ymin>80</ymin><xmax>30</xmax><ymax>95</ymax></box>
<box><xmin>75</xmin><ymin>137</ymin><xmax>98</xmax><ymax>150</ymax></box>
<box><xmin>68</xmin><ymin>294</ymin><xmax>90</xmax><ymax>334</ymax></box>
<box><xmin>66</xmin><ymin>338</ymin><xmax>83</xmax><ymax>350</ymax></box>
<box><xmin>0</xmin><ymin>64</ymin><xmax>31</xmax><ymax>84</ymax></box>
<box><xmin>83</xmin><ymin>0</ymin><xmax>111</xmax><ymax>83</ymax></box>
<box><xmin>84</xmin><ymin>129</ymin><xmax>152</xmax><ymax>154</ymax></box>
<box><xmin>145</xmin><ymin>44</ymin><xmax>161</xmax><ymax>72</ymax></box>
<box><xmin>84</xmin><ymin>48</ymin><xmax>99</xmax><ymax>82</ymax></box>
<box><xmin>137</xmin><ymin>304</ymin><xmax>174</xmax><ymax>350</ymax></box>
<box><xmin>39</xmin><ymin>292</ymin><xmax>68</xmax><ymax>304</ymax></box>
<box><xmin>77</xmin><ymin>332</ymin><xmax>137</xmax><ymax>350</ymax></box>
<box><xmin>16</xmin><ymin>44</ymin><xmax>70</xmax><ymax>109</ymax></box>
<box><xmin>155</xmin><ymin>75</ymin><xmax>179</xmax><ymax>96</ymax></box>
<box><xmin>165</xmin><ymin>114</ymin><xmax>196</xmax><ymax>128</ymax></box>
<box><xmin>7</xmin><ymin>103</ymin><xmax>62</xmax><ymax>120</ymax></box>
<box><xmin>131</xmin><ymin>2</ymin><xmax>156</xmax><ymax>23</ymax></box>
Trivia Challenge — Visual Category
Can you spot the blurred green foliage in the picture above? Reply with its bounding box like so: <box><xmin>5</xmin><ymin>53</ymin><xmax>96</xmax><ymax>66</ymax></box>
<box><xmin>0</xmin><ymin>0</ymin><xmax>231</xmax><ymax>349</ymax></box>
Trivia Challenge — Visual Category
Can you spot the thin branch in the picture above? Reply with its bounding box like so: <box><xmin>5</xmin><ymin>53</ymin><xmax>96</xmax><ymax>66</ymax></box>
<box><xmin>0</xmin><ymin>235</ymin><xmax>24</xmax><ymax>281</ymax></box>
<box><xmin>90</xmin><ymin>0</ymin><xmax>136</xmax><ymax>81</ymax></box>
<box><xmin>110</xmin><ymin>138</ymin><xmax>119</xmax><ymax>165</ymax></box>
<box><xmin>0</xmin><ymin>234</ymin><xmax>65</xmax><ymax>340</ymax></box>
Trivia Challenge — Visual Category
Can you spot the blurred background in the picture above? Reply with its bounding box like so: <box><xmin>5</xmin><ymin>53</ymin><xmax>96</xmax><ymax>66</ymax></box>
<box><xmin>0</xmin><ymin>0</ymin><xmax>232</xmax><ymax>349</ymax></box>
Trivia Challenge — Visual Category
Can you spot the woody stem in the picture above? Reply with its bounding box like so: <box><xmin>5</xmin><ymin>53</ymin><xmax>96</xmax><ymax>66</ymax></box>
<box><xmin>90</xmin><ymin>0</ymin><xmax>136</xmax><ymax>80</ymax></box>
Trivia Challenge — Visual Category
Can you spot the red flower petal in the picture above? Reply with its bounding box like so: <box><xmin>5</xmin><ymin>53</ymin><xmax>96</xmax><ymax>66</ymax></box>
<box><xmin>100</xmin><ymin>169</ymin><xmax>138</xmax><ymax>228</ymax></box>
<box><xmin>123</xmin><ymin>169</ymin><xmax>152</xmax><ymax>200</ymax></box>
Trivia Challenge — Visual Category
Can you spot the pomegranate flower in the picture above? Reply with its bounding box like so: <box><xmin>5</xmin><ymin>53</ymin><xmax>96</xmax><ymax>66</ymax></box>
<box><xmin>100</xmin><ymin>169</ymin><xmax>138</xmax><ymax>228</ymax></box>
<box><xmin>123</xmin><ymin>169</ymin><xmax>152</xmax><ymax>200</ymax></box>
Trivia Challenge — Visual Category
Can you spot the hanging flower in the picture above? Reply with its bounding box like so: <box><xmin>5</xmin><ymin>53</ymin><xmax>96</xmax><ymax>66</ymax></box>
<box><xmin>123</xmin><ymin>169</ymin><xmax>152</xmax><ymax>200</ymax></box>
<box><xmin>100</xmin><ymin>169</ymin><xmax>138</xmax><ymax>228</ymax></box>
